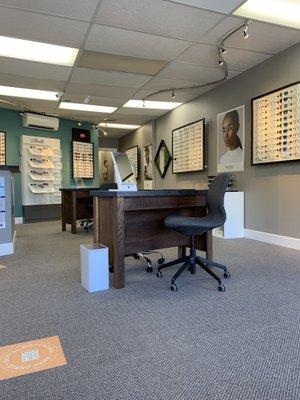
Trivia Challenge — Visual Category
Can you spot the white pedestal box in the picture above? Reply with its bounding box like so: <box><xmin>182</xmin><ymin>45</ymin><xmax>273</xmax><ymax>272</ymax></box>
<box><xmin>213</xmin><ymin>191</ymin><xmax>244</xmax><ymax>239</ymax></box>
<box><xmin>80</xmin><ymin>244</ymin><xmax>109</xmax><ymax>292</ymax></box>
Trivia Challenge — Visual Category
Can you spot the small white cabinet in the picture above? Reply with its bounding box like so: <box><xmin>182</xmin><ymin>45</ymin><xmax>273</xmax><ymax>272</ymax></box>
<box><xmin>213</xmin><ymin>191</ymin><xmax>244</xmax><ymax>239</ymax></box>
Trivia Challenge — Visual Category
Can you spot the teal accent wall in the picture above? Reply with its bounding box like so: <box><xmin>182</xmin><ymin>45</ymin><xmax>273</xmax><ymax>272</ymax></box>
<box><xmin>0</xmin><ymin>108</ymin><xmax>99</xmax><ymax>218</ymax></box>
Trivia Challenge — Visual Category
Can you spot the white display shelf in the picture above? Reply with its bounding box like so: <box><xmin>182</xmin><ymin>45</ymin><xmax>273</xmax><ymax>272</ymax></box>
<box><xmin>213</xmin><ymin>191</ymin><xmax>244</xmax><ymax>239</ymax></box>
<box><xmin>27</xmin><ymin>145</ymin><xmax>54</xmax><ymax>156</ymax></box>
<box><xmin>29</xmin><ymin>183</ymin><xmax>56</xmax><ymax>194</ymax></box>
<box><xmin>28</xmin><ymin>158</ymin><xmax>54</xmax><ymax>169</ymax></box>
<box><xmin>29</xmin><ymin>171</ymin><xmax>55</xmax><ymax>181</ymax></box>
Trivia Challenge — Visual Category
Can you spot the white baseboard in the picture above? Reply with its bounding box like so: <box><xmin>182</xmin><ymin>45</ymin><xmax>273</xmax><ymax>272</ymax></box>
<box><xmin>244</xmin><ymin>229</ymin><xmax>300</xmax><ymax>251</ymax></box>
<box><xmin>0</xmin><ymin>242</ymin><xmax>14</xmax><ymax>256</ymax></box>
<box><xmin>15</xmin><ymin>217</ymin><xmax>23</xmax><ymax>224</ymax></box>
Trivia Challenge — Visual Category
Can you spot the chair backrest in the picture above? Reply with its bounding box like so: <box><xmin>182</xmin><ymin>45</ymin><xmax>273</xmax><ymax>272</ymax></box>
<box><xmin>207</xmin><ymin>173</ymin><xmax>231</xmax><ymax>224</ymax></box>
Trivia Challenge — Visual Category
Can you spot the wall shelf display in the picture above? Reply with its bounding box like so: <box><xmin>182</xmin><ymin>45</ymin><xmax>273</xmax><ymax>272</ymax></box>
<box><xmin>172</xmin><ymin>119</ymin><xmax>205</xmax><ymax>173</ymax></box>
<box><xmin>0</xmin><ymin>131</ymin><xmax>6</xmax><ymax>165</ymax></box>
<box><xmin>154</xmin><ymin>140</ymin><xmax>172</xmax><ymax>178</ymax></box>
<box><xmin>252</xmin><ymin>81</ymin><xmax>300</xmax><ymax>165</ymax></box>
<box><xmin>125</xmin><ymin>145</ymin><xmax>139</xmax><ymax>179</ymax></box>
<box><xmin>21</xmin><ymin>135</ymin><xmax>62</xmax><ymax>206</ymax></box>
<box><xmin>72</xmin><ymin>141</ymin><xmax>94</xmax><ymax>179</ymax></box>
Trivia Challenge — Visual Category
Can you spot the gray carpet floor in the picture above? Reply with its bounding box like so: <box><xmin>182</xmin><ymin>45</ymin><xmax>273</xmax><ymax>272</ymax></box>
<box><xmin>0</xmin><ymin>221</ymin><xmax>299</xmax><ymax>400</ymax></box>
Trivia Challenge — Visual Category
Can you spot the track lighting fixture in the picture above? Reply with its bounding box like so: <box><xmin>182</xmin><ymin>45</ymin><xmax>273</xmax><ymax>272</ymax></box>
<box><xmin>243</xmin><ymin>20</ymin><xmax>250</xmax><ymax>39</ymax></box>
<box><xmin>78</xmin><ymin>121</ymin><xmax>82</xmax><ymax>126</ymax></box>
<box><xmin>84</xmin><ymin>95</ymin><xmax>91</xmax><ymax>104</ymax></box>
<box><xmin>218</xmin><ymin>59</ymin><xmax>224</xmax><ymax>66</ymax></box>
<box><xmin>221</xmin><ymin>47</ymin><xmax>227</xmax><ymax>54</ymax></box>
<box><xmin>171</xmin><ymin>90</ymin><xmax>175</xmax><ymax>98</ymax></box>
<box><xmin>142</xmin><ymin>99</ymin><xmax>146</xmax><ymax>108</ymax></box>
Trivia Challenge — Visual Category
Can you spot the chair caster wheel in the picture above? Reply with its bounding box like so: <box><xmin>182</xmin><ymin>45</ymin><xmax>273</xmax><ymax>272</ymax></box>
<box><xmin>224</xmin><ymin>271</ymin><xmax>231</xmax><ymax>279</ymax></box>
<box><xmin>218</xmin><ymin>284</ymin><xmax>225</xmax><ymax>292</ymax></box>
<box><xmin>146</xmin><ymin>265</ymin><xmax>153</xmax><ymax>273</ymax></box>
<box><xmin>170</xmin><ymin>283</ymin><xmax>178</xmax><ymax>291</ymax></box>
<box><xmin>158</xmin><ymin>257</ymin><xmax>165</xmax><ymax>265</ymax></box>
<box><xmin>109</xmin><ymin>266</ymin><xmax>114</xmax><ymax>273</ymax></box>
<box><xmin>156</xmin><ymin>271</ymin><xmax>162</xmax><ymax>278</ymax></box>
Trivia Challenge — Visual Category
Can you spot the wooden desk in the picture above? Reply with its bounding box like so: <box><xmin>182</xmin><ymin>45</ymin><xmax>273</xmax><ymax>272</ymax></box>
<box><xmin>91</xmin><ymin>189</ymin><xmax>210</xmax><ymax>289</ymax></box>
<box><xmin>60</xmin><ymin>188</ymin><xmax>97</xmax><ymax>234</ymax></box>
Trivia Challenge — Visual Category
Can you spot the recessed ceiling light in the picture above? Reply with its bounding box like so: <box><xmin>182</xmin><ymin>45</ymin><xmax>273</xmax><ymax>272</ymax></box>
<box><xmin>234</xmin><ymin>0</ymin><xmax>300</xmax><ymax>29</ymax></box>
<box><xmin>59</xmin><ymin>102</ymin><xmax>117</xmax><ymax>113</ymax></box>
<box><xmin>0</xmin><ymin>35</ymin><xmax>78</xmax><ymax>66</ymax></box>
<box><xmin>0</xmin><ymin>85</ymin><xmax>59</xmax><ymax>100</ymax></box>
<box><xmin>98</xmin><ymin>123</ymin><xmax>141</xmax><ymax>130</ymax></box>
<box><xmin>123</xmin><ymin>100</ymin><xmax>182</xmax><ymax>110</ymax></box>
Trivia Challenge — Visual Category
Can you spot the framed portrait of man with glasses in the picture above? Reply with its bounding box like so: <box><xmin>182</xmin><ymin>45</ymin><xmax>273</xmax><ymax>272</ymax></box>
<box><xmin>217</xmin><ymin>105</ymin><xmax>245</xmax><ymax>172</ymax></box>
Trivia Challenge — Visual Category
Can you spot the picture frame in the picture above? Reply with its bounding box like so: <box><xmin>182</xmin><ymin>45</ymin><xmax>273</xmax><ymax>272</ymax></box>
<box><xmin>172</xmin><ymin>118</ymin><xmax>205</xmax><ymax>174</ymax></box>
<box><xmin>143</xmin><ymin>144</ymin><xmax>153</xmax><ymax>182</ymax></box>
<box><xmin>251</xmin><ymin>81</ymin><xmax>300</xmax><ymax>166</ymax></box>
<box><xmin>217</xmin><ymin>105</ymin><xmax>245</xmax><ymax>173</ymax></box>
<box><xmin>154</xmin><ymin>140</ymin><xmax>172</xmax><ymax>178</ymax></box>
<box><xmin>125</xmin><ymin>145</ymin><xmax>139</xmax><ymax>179</ymax></box>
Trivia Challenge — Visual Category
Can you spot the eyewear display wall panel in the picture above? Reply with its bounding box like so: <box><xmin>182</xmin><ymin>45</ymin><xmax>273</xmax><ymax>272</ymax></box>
<box><xmin>252</xmin><ymin>81</ymin><xmax>300</xmax><ymax>165</ymax></box>
<box><xmin>0</xmin><ymin>131</ymin><xmax>5</xmax><ymax>165</ymax></box>
<box><xmin>172</xmin><ymin>119</ymin><xmax>205</xmax><ymax>173</ymax></box>
<box><xmin>72</xmin><ymin>141</ymin><xmax>94</xmax><ymax>179</ymax></box>
<box><xmin>125</xmin><ymin>145</ymin><xmax>139</xmax><ymax>179</ymax></box>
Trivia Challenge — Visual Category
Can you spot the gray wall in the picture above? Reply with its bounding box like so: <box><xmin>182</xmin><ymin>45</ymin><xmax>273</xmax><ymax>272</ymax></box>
<box><xmin>120</xmin><ymin>121</ymin><xmax>155</xmax><ymax>189</ymax></box>
<box><xmin>120</xmin><ymin>43</ymin><xmax>300</xmax><ymax>238</ymax></box>
<box><xmin>99</xmin><ymin>136</ymin><xmax>119</xmax><ymax>149</ymax></box>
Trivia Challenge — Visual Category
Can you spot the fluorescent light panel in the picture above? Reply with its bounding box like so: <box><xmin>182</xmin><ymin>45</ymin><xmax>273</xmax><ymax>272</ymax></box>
<box><xmin>0</xmin><ymin>35</ymin><xmax>78</xmax><ymax>66</ymax></box>
<box><xmin>0</xmin><ymin>85</ymin><xmax>58</xmax><ymax>100</ymax></box>
<box><xmin>59</xmin><ymin>102</ymin><xmax>117</xmax><ymax>113</ymax></box>
<box><xmin>98</xmin><ymin>123</ymin><xmax>141</xmax><ymax>130</ymax></box>
<box><xmin>123</xmin><ymin>100</ymin><xmax>182</xmax><ymax>110</ymax></box>
<box><xmin>234</xmin><ymin>0</ymin><xmax>300</xmax><ymax>29</ymax></box>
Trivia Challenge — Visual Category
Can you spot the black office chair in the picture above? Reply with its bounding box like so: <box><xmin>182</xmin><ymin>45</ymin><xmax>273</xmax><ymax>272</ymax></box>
<box><xmin>156</xmin><ymin>173</ymin><xmax>231</xmax><ymax>292</ymax></box>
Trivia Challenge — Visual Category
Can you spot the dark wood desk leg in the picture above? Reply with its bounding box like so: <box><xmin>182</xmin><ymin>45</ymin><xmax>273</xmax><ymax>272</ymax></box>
<box><xmin>178</xmin><ymin>246</ymin><xmax>187</xmax><ymax>258</ymax></box>
<box><xmin>61</xmin><ymin>192</ymin><xmax>66</xmax><ymax>232</ymax></box>
<box><xmin>112</xmin><ymin>197</ymin><xmax>125</xmax><ymax>289</ymax></box>
<box><xmin>206</xmin><ymin>231</ymin><xmax>213</xmax><ymax>261</ymax></box>
<box><xmin>71</xmin><ymin>191</ymin><xmax>77</xmax><ymax>234</ymax></box>
<box><xmin>93</xmin><ymin>196</ymin><xmax>99</xmax><ymax>244</ymax></box>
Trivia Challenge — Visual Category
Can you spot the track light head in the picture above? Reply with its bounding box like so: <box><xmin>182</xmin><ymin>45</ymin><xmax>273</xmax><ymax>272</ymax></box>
<box><xmin>243</xmin><ymin>30</ymin><xmax>249</xmax><ymax>39</ymax></box>
<box><xmin>171</xmin><ymin>90</ymin><xmax>175</xmax><ymax>98</ymax></box>
<box><xmin>78</xmin><ymin>121</ymin><xmax>82</xmax><ymax>126</ymax></box>
<box><xmin>221</xmin><ymin>47</ymin><xmax>227</xmax><ymax>54</ymax></box>
<box><xmin>218</xmin><ymin>59</ymin><xmax>224</xmax><ymax>66</ymax></box>
<box><xmin>243</xmin><ymin>20</ymin><xmax>250</xmax><ymax>39</ymax></box>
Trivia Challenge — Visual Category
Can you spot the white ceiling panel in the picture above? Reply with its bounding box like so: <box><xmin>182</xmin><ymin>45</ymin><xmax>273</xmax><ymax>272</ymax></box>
<box><xmin>0</xmin><ymin>73</ymin><xmax>66</xmax><ymax>91</ymax></box>
<box><xmin>70</xmin><ymin>68</ymin><xmax>152</xmax><ymax>88</ymax></box>
<box><xmin>141</xmin><ymin>76</ymin><xmax>205</xmax><ymax>90</ymax></box>
<box><xmin>225</xmin><ymin>21</ymin><xmax>300</xmax><ymax>55</ymax></box>
<box><xmin>0</xmin><ymin>1</ymin><xmax>98</xmax><ymax>21</ymax></box>
<box><xmin>199</xmin><ymin>15</ymin><xmax>245</xmax><ymax>45</ymax></box>
<box><xmin>61</xmin><ymin>93</ymin><xmax>127</xmax><ymax>108</ymax></box>
<box><xmin>167</xmin><ymin>0</ymin><xmax>246</xmax><ymax>14</ymax></box>
<box><xmin>133</xmin><ymin>87</ymin><xmax>215</xmax><ymax>103</ymax></box>
<box><xmin>58</xmin><ymin>108</ymin><xmax>112</xmax><ymax>118</ymax></box>
<box><xmin>0</xmin><ymin>57</ymin><xmax>71</xmax><ymax>81</ymax></box>
<box><xmin>158</xmin><ymin>61</ymin><xmax>240</xmax><ymax>83</ymax></box>
<box><xmin>177</xmin><ymin>43</ymin><xmax>271</xmax><ymax>70</ymax></box>
<box><xmin>104</xmin><ymin>113</ymin><xmax>153</xmax><ymax>125</ymax></box>
<box><xmin>96</xmin><ymin>0</ymin><xmax>224</xmax><ymax>41</ymax></box>
<box><xmin>65</xmin><ymin>83</ymin><xmax>137</xmax><ymax>99</ymax></box>
<box><xmin>0</xmin><ymin>6</ymin><xmax>89</xmax><ymax>47</ymax></box>
<box><xmin>115</xmin><ymin>107</ymin><xmax>171</xmax><ymax>117</ymax></box>
<box><xmin>0</xmin><ymin>97</ymin><xmax>59</xmax><ymax>113</ymax></box>
<box><xmin>85</xmin><ymin>25</ymin><xmax>191</xmax><ymax>61</ymax></box>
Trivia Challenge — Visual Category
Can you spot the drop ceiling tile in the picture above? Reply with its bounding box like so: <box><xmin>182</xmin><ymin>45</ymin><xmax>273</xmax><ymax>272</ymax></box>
<box><xmin>116</xmin><ymin>107</ymin><xmax>170</xmax><ymax>117</ymax></box>
<box><xmin>199</xmin><ymin>15</ymin><xmax>245</xmax><ymax>45</ymax></box>
<box><xmin>65</xmin><ymin>82</ymin><xmax>137</xmax><ymax>99</ymax></box>
<box><xmin>96</xmin><ymin>0</ymin><xmax>224</xmax><ymax>41</ymax></box>
<box><xmin>167</xmin><ymin>0</ymin><xmax>246</xmax><ymax>14</ymax></box>
<box><xmin>177</xmin><ymin>43</ymin><xmax>271</xmax><ymax>71</ymax></box>
<box><xmin>0</xmin><ymin>1</ymin><xmax>98</xmax><ymax>21</ymax></box>
<box><xmin>70</xmin><ymin>68</ymin><xmax>152</xmax><ymax>88</ymax></box>
<box><xmin>134</xmin><ymin>76</ymin><xmax>203</xmax><ymax>91</ymax></box>
<box><xmin>104</xmin><ymin>113</ymin><xmax>153</xmax><ymax>125</ymax></box>
<box><xmin>0</xmin><ymin>6</ymin><xmax>89</xmax><ymax>47</ymax></box>
<box><xmin>58</xmin><ymin>108</ymin><xmax>112</xmax><ymax>118</ymax></box>
<box><xmin>0</xmin><ymin>73</ymin><xmax>66</xmax><ymax>91</ymax></box>
<box><xmin>158</xmin><ymin>61</ymin><xmax>240</xmax><ymax>83</ymax></box>
<box><xmin>225</xmin><ymin>21</ymin><xmax>300</xmax><ymax>54</ymax></box>
<box><xmin>85</xmin><ymin>25</ymin><xmax>191</xmax><ymax>61</ymax></box>
<box><xmin>0</xmin><ymin>57</ymin><xmax>71</xmax><ymax>81</ymax></box>
<box><xmin>20</xmin><ymin>99</ymin><xmax>59</xmax><ymax>114</ymax></box>
<box><xmin>62</xmin><ymin>93</ymin><xmax>127</xmax><ymax>107</ymax></box>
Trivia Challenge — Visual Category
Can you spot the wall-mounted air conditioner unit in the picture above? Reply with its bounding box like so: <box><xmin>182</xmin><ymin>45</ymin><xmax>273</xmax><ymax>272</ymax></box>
<box><xmin>23</xmin><ymin>113</ymin><xmax>59</xmax><ymax>132</ymax></box>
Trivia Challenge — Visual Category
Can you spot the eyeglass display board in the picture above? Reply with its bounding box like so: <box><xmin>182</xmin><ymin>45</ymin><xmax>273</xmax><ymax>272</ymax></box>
<box><xmin>21</xmin><ymin>135</ymin><xmax>62</xmax><ymax>206</ymax></box>
<box><xmin>0</xmin><ymin>131</ymin><xmax>6</xmax><ymax>165</ymax></box>
<box><xmin>252</xmin><ymin>81</ymin><xmax>300</xmax><ymax>165</ymax></box>
<box><xmin>72</xmin><ymin>141</ymin><xmax>94</xmax><ymax>179</ymax></box>
<box><xmin>125</xmin><ymin>145</ymin><xmax>139</xmax><ymax>179</ymax></box>
<box><xmin>172</xmin><ymin>118</ymin><xmax>205</xmax><ymax>173</ymax></box>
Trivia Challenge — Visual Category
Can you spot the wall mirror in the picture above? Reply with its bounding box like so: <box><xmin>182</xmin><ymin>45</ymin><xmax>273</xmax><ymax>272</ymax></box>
<box><xmin>154</xmin><ymin>140</ymin><xmax>172</xmax><ymax>178</ymax></box>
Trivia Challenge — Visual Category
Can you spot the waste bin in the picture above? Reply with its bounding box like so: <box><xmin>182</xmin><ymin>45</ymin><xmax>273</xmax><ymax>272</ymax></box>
<box><xmin>80</xmin><ymin>244</ymin><xmax>109</xmax><ymax>292</ymax></box>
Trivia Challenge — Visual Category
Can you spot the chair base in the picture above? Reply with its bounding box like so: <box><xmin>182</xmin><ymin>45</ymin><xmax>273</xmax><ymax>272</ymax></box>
<box><xmin>157</xmin><ymin>246</ymin><xmax>229</xmax><ymax>291</ymax></box>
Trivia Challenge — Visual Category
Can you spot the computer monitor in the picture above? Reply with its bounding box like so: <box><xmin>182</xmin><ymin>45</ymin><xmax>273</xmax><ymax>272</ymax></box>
<box><xmin>111</xmin><ymin>152</ymin><xmax>137</xmax><ymax>191</ymax></box>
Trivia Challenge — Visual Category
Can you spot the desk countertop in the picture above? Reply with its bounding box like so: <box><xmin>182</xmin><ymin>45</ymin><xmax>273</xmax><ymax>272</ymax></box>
<box><xmin>90</xmin><ymin>189</ymin><xmax>207</xmax><ymax>197</ymax></box>
<box><xmin>60</xmin><ymin>187</ymin><xmax>99</xmax><ymax>192</ymax></box>
<box><xmin>0</xmin><ymin>165</ymin><xmax>20</xmax><ymax>173</ymax></box>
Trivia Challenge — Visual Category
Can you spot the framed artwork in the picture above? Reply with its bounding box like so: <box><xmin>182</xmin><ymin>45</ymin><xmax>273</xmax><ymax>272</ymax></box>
<box><xmin>252</xmin><ymin>81</ymin><xmax>300</xmax><ymax>165</ymax></box>
<box><xmin>0</xmin><ymin>131</ymin><xmax>6</xmax><ymax>165</ymax></box>
<box><xmin>172</xmin><ymin>119</ymin><xmax>205</xmax><ymax>173</ymax></box>
<box><xmin>143</xmin><ymin>144</ymin><xmax>153</xmax><ymax>182</ymax></box>
<box><xmin>154</xmin><ymin>140</ymin><xmax>172</xmax><ymax>178</ymax></box>
<box><xmin>217</xmin><ymin>105</ymin><xmax>245</xmax><ymax>172</ymax></box>
<box><xmin>125</xmin><ymin>145</ymin><xmax>139</xmax><ymax>179</ymax></box>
